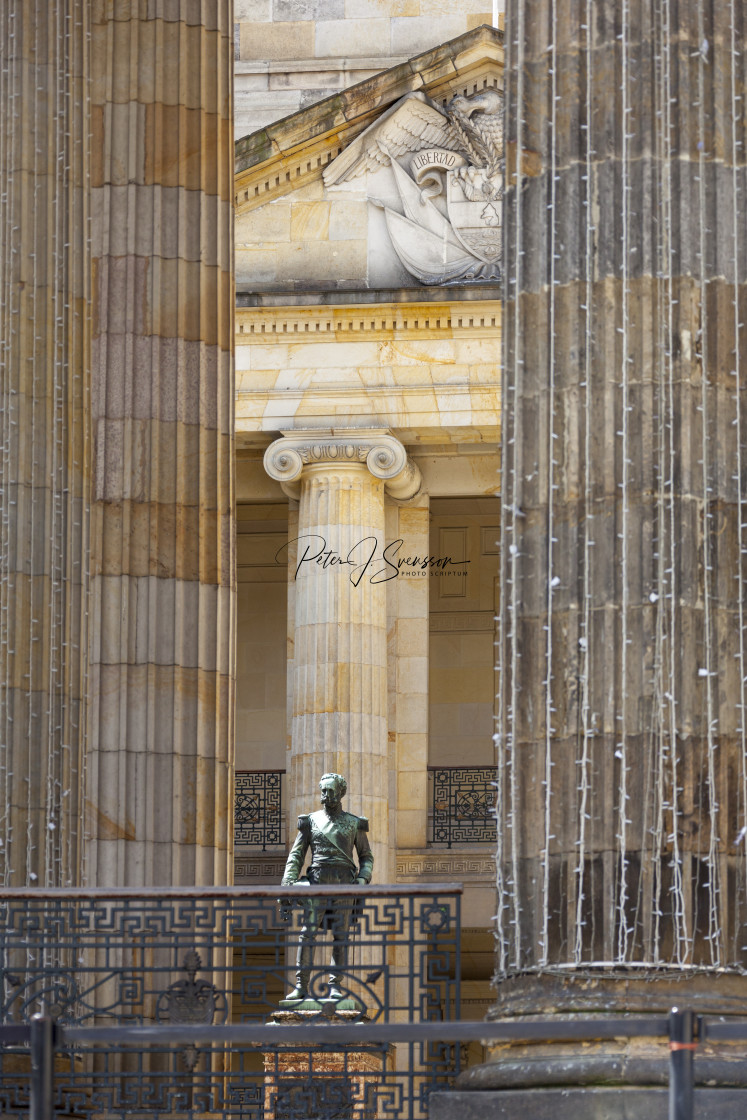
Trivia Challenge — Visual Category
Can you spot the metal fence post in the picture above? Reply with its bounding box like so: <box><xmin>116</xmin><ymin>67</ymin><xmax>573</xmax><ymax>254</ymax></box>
<box><xmin>30</xmin><ymin>1014</ymin><xmax>55</xmax><ymax>1120</ymax></box>
<box><xmin>669</xmin><ymin>1007</ymin><xmax>695</xmax><ymax>1120</ymax></box>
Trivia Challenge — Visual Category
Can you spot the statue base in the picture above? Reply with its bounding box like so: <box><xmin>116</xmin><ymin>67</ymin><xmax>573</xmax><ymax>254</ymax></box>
<box><xmin>277</xmin><ymin>995</ymin><xmax>364</xmax><ymax>1013</ymax></box>
<box><xmin>264</xmin><ymin>1009</ymin><xmax>390</xmax><ymax>1119</ymax></box>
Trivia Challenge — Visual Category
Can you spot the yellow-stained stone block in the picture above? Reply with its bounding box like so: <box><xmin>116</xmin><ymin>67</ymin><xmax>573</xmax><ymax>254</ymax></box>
<box><xmin>344</xmin><ymin>0</ymin><xmax>418</xmax><ymax>14</ymax></box>
<box><xmin>97</xmin><ymin>501</ymin><xmax>229</xmax><ymax>584</ymax></box>
<box><xmin>94</xmin><ymin>256</ymin><xmax>232</xmax><ymax>349</ymax></box>
<box><xmin>467</xmin><ymin>13</ymin><xmax>494</xmax><ymax>29</ymax></box>
<box><xmin>285</xmin><ymin>180</ymin><xmax>326</xmax><ymax>202</ymax></box>
<box><xmin>144</xmin><ymin>105</ymin><xmax>232</xmax><ymax>197</ymax></box>
<box><xmin>429</xmin><ymin>666</ymin><xmax>493</xmax><ymax>704</ymax></box>
<box><xmin>397</xmin><ymin>693</ymin><xmax>428</xmax><ymax>733</ymax></box>
<box><xmin>395</xmin><ymin>617</ymin><xmax>429</xmax><ymax>658</ymax></box>
<box><xmin>236</xmin><ymin>202</ymin><xmax>292</xmax><ymax>245</ymax></box>
<box><xmin>290</xmin><ymin>200</ymin><xmax>331</xmax><ymax>241</ymax></box>
<box><xmin>397</xmin><ymin>769</ymin><xmax>427</xmax><ymax>811</ymax></box>
<box><xmin>396</xmin><ymin>809</ymin><xmax>426</xmax><ymax>850</ymax></box>
<box><xmin>91</xmin><ymin>20</ymin><xmax>224</xmax><ymax>109</ymax></box>
<box><xmin>236</xmin><ymin>369</ymin><xmax>284</xmax><ymax>393</ymax></box>
<box><xmin>397</xmin><ymin>733</ymin><xmax>427</xmax><ymax>772</ymax></box>
<box><xmin>240</xmin><ymin>19</ymin><xmax>314</xmax><ymax>60</ymax></box>
<box><xmin>91</xmin><ymin>186</ymin><xmax>231</xmax><ymax>265</ymax></box>
<box><xmin>397</xmin><ymin>656</ymin><xmax>428</xmax><ymax>694</ymax></box>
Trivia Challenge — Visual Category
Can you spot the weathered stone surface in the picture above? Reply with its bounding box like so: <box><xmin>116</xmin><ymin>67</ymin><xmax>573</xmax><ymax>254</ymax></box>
<box><xmin>0</xmin><ymin>1</ymin><xmax>91</xmax><ymax>886</ymax></box>
<box><xmin>430</xmin><ymin>1088</ymin><xmax>747</xmax><ymax>1120</ymax></box>
<box><xmin>233</xmin><ymin>5</ymin><xmax>502</xmax><ymax>138</ymax></box>
<box><xmin>496</xmin><ymin>0</ymin><xmax>747</xmax><ymax>995</ymax></box>
<box><xmin>85</xmin><ymin>0</ymin><xmax>235</xmax><ymax>888</ymax></box>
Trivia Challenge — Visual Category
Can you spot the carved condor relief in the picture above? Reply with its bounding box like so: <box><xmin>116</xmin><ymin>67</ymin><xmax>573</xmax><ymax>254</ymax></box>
<box><xmin>324</xmin><ymin>89</ymin><xmax>504</xmax><ymax>286</ymax></box>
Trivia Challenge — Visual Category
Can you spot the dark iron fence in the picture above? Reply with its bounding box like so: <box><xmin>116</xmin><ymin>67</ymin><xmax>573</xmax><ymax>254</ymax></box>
<box><xmin>234</xmin><ymin>770</ymin><xmax>286</xmax><ymax>849</ymax></box>
<box><xmin>4</xmin><ymin>1008</ymin><xmax>725</xmax><ymax>1120</ymax></box>
<box><xmin>428</xmin><ymin>766</ymin><xmax>496</xmax><ymax>847</ymax></box>
<box><xmin>0</xmin><ymin>885</ymin><xmax>461</xmax><ymax>1119</ymax></box>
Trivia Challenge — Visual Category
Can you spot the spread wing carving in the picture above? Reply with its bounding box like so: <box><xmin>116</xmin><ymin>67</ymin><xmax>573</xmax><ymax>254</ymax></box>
<box><xmin>324</xmin><ymin>92</ymin><xmax>460</xmax><ymax>186</ymax></box>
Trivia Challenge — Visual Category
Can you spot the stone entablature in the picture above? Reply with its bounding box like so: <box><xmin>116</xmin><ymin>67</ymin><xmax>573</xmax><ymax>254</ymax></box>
<box><xmin>236</xmin><ymin>301</ymin><xmax>500</xmax><ymax>336</ymax></box>
<box><xmin>235</xmin><ymin>299</ymin><xmax>501</xmax><ymax>446</ymax></box>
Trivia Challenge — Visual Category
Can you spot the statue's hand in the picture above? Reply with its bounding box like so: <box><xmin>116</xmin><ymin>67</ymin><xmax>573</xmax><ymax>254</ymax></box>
<box><xmin>277</xmin><ymin>890</ymin><xmax>295</xmax><ymax>922</ymax></box>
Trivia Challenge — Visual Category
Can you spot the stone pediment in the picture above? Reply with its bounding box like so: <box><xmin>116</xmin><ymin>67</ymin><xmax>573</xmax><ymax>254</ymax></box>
<box><xmin>234</xmin><ymin>25</ymin><xmax>510</xmax><ymax>293</ymax></box>
<box><xmin>234</xmin><ymin>25</ymin><xmax>503</xmax><ymax>218</ymax></box>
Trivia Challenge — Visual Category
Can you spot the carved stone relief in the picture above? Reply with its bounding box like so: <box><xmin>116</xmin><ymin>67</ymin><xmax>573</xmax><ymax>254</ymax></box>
<box><xmin>324</xmin><ymin>89</ymin><xmax>503</xmax><ymax>286</ymax></box>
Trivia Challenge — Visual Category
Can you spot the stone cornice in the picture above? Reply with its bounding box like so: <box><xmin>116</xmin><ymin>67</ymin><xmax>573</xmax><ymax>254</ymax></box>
<box><xmin>264</xmin><ymin>428</ymin><xmax>423</xmax><ymax>501</ymax></box>
<box><xmin>236</xmin><ymin>300</ymin><xmax>501</xmax><ymax>341</ymax></box>
<box><xmin>234</xmin><ymin>25</ymin><xmax>503</xmax><ymax>215</ymax></box>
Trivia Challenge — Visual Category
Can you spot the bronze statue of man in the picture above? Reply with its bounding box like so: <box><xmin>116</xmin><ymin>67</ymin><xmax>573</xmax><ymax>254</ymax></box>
<box><xmin>280</xmin><ymin>773</ymin><xmax>373</xmax><ymax>1003</ymax></box>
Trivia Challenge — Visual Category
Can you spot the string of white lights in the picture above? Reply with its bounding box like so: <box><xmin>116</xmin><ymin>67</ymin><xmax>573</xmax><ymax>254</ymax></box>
<box><xmin>538</xmin><ymin>0</ymin><xmax>560</xmax><ymax>970</ymax></box>
<box><xmin>651</xmin><ymin>0</ymin><xmax>670</xmax><ymax>965</ymax></box>
<box><xmin>616</xmin><ymin>0</ymin><xmax>632</xmax><ymax>964</ymax></box>
<box><xmin>504</xmin><ymin>0</ymin><xmax>527</xmax><ymax>973</ymax></box>
<box><xmin>729</xmin><ymin>0</ymin><xmax>747</xmax><ymax>959</ymax></box>
<box><xmin>573</xmin><ymin>0</ymin><xmax>595</xmax><ymax>966</ymax></box>
<box><xmin>0</xmin><ymin>0</ymin><xmax>14</xmax><ymax>885</ymax></box>
<box><xmin>660</xmin><ymin>0</ymin><xmax>690</xmax><ymax>964</ymax></box>
<box><xmin>693</xmin><ymin>0</ymin><xmax>722</xmax><ymax>967</ymax></box>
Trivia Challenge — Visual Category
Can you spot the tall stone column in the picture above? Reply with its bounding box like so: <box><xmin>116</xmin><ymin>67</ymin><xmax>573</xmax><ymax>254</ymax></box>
<box><xmin>444</xmin><ymin>0</ymin><xmax>747</xmax><ymax>1113</ymax></box>
<box><xmin>0</xmin><ymin>1</ymin><xmax>91</xmax><ymax>886</ymax></box>
<box><xmin>84</xmin><ymin>2</ymin><xmax>235</xmax><ymax>886</ymax></box>
<box><xmin>265</xmin><ymin>430</ymin><xmax>422</xmax><ymax>883</ymax></box>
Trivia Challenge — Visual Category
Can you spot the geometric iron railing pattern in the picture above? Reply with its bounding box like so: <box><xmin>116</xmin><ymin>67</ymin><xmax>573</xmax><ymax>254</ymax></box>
<box><xmin>429</xmin><ymin>766</ymin><xmax>496</xmax><ymax>847</ymax></box>
<box><xmin>234</xmin><ymin>770</ymin><xmax>285</xmax><ymax>849</ymax></box>
<box><xmin>0</xmin><ymin>885</ymin><xmax>461</xmax><ymax>1119</ymax></box>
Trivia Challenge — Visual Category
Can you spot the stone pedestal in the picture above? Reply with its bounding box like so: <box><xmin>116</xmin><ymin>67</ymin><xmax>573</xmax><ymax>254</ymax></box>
<box><xmin>265</xmin><ymin>429</ymin><xmax>422</xmax><ymax>882</ymax></box>
<box><xmin>264</xmin><ymin>1010</ymin><xmax>389</xmax><ymax>1120</ymax></box>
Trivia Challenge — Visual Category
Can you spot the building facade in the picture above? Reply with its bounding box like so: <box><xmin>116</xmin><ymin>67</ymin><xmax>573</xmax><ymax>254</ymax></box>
<box><xmin>4</xmin><ymin>0</ymin><xmax>747</xmax><ymax>1111</ymax></box>
<box><xmin>233</xmin><ymin>14</ymin><xmax>505</xmax><ymax>1021</ymax></box>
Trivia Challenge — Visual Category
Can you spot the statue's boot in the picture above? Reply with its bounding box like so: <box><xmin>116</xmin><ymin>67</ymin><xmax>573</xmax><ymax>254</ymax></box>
<box><xmin>285</xmin><ymin>944</ymin><xmax>313</xmax><ymax>1001</ymax></box>
<box><xmin>328</xmin><ymin>941</ymin><xmax>348</xmax><ymax>1001</ymax></box>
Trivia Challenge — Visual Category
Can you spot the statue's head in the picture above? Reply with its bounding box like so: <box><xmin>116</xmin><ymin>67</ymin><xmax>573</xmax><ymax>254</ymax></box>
<box><xmin>319</xmin><ymin>773</ymin><xmax>346</xmax><ymax>812</ymax></box>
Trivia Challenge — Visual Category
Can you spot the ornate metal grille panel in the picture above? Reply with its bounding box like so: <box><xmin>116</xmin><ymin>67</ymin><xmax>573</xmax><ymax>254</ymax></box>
<box><xmin>235</xmin><ymin>770</ymin><xmax>285</xmax><ymax>849</ymax></box>
<box><xmin>429</xmin><ymin>766</ymin><xmax>496</xmax><ymax>847</ymax></box>
<box><xmin>0</xmin><ymin>886</ymin><xmax>461</xmax><ymax>1119</ymax></box>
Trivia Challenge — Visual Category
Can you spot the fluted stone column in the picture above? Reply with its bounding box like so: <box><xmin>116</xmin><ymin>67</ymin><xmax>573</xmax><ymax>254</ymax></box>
<box><xmin>0</xmin><ymin>1</ymin><xmax>91</xmax><ymax>886</ymax></box>
<box><xmin>265</xmin><ymin>430</ymin><xmax>422</xmax><ymax>883</ymax></box>
<box><xmin>84</xmin><ymin>2</ymin><xmax>235</xmax><ymax>887</ymax></box>
<box><xmin>442</xmin><ymin>0</ymin><xmax>747</xmax><ymax>1113</ymax></box>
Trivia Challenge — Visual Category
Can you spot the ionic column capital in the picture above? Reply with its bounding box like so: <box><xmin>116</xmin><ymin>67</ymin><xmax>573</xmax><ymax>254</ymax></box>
<box><xmin>263</xmin><ymin>428</ymin><xmax>422</xmax><ymax>500</ymax></box>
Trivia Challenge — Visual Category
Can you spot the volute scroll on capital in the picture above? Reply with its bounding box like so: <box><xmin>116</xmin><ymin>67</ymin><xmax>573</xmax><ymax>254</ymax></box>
<box><xmin>263</xmin><ymin>430</ymin><xmax>422</xmax><ymax>501</ymax></box>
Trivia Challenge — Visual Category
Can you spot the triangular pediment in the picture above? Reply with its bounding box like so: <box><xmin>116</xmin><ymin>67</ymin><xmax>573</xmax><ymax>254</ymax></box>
<box><xmin>234</xmin><ymin>25</ymin><xmax>503</xmax><ymax>217</ymax></box>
